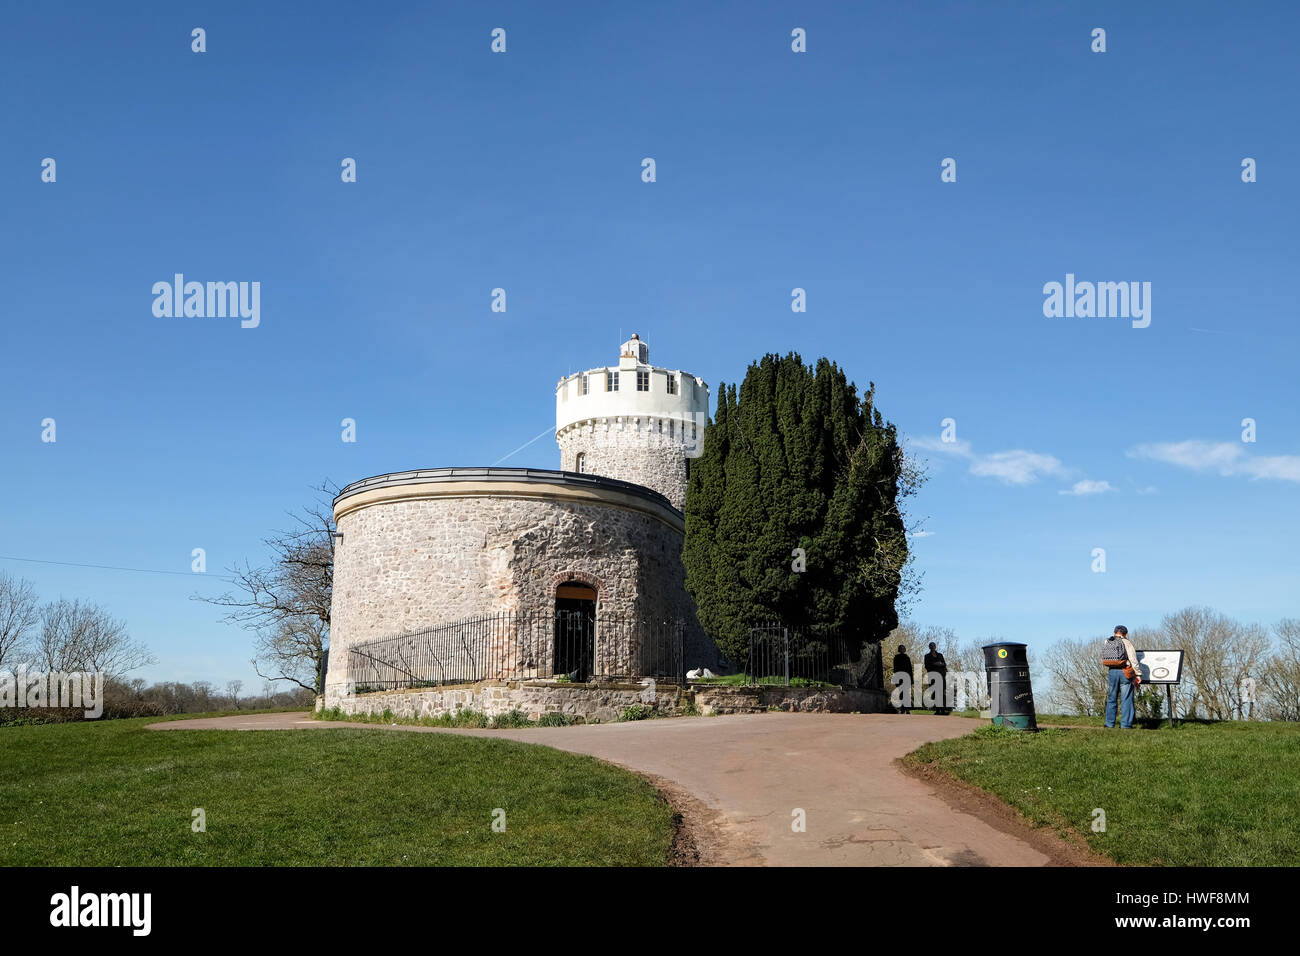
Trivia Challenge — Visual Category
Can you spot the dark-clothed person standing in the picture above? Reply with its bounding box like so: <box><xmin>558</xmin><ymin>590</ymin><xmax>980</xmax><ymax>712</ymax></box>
<box><xmin>892</xmin><ymin>645</ymin><xmax>913</xmax><ymax>714</ymax></box>
<box><xmin>924</xmin><ymin>642</ymin><xmax>949</xmax><ymax>714</ymax></box>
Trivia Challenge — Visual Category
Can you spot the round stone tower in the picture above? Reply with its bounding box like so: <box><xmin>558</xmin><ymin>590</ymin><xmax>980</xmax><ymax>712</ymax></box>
<box><xmin>555</xmin><ymin>334</ymin><xmax>709</xmax><ymax>510</ymax></box>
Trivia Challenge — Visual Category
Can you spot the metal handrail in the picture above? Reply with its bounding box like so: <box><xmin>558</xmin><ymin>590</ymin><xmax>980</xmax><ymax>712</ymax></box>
<box><xmin>333</xmin><ymin>465</ymin><xmax>678</xmax><ymax>512</ymax></box>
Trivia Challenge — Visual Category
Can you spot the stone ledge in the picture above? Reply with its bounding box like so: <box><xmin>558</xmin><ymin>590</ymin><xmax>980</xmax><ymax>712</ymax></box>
<box><xmin>693</xmin><ymin>684</ymin><xmax>891</xmax><ymax>716</ymax></box>
<box><xmin>333</xmin><ymin>681</ymin><xmax>679</xmax><ymax>723</ymax></box>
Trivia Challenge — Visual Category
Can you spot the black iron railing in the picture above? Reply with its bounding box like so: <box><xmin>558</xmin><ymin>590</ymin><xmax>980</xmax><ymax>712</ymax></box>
<box><xmin>347</xmin><ymin>610</ymin><xmax>686</xmax><ymax>692</ymax></box>
<box><xmin>744</xmin><ymin>623</ymin><xmax>877</xmax><ymax>688</ymax></box>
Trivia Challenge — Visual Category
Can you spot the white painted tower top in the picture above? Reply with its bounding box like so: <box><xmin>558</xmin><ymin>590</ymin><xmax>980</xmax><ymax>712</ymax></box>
<box><xmin>621</xmin><ymin>333</ymin><xmax>649</xmax><ymax>365</ymax></box>
<box><xmin>555</xmin><ymin>334</ymin><xmax>710</xmax><ymax>445</ymax></box>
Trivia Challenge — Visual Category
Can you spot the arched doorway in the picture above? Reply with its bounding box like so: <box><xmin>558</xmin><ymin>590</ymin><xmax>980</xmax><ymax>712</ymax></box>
<box><xmin>554</xmin><ymin>581</ymin><xmax>596</xmax><ymax>681</ymax></box>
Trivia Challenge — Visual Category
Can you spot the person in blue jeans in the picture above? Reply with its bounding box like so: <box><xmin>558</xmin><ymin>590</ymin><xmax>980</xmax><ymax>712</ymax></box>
<box><xmin>1102</xmin><ymin>625</ymin><xmax>1139</xmax><ymax>729</ymax></box>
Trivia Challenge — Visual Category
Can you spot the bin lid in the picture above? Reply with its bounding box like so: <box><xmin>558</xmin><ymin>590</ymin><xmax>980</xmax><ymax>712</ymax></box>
<box><xmin>982</xmin><ymin>642</ymin><xmax>1030</xmax><ymax>665</ymax></box>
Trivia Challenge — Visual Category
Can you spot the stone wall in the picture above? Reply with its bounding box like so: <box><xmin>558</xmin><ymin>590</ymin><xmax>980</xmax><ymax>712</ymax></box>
<box><xmin>331</xmin><ymin>680</ymin><xmax>890</xmax><ymax>722</ymax></box>
<box><xmin>692</xmin><ymin>684</ymin><xmax>892</xmax><ymax>715</ymax></box>
<box><xmin>557</xmin><ymin>418</ymin><xmax>697</xmax><ymax>510</ymax></box>
<box><xmin>325</xmin><ymin>473</ymin><xmax>719</xmax><ymax>705</ymax></box>
<box><xmin>338</xmin><ymin>680</ymin><xmax>683</xmax><ymax>723</ymax></box>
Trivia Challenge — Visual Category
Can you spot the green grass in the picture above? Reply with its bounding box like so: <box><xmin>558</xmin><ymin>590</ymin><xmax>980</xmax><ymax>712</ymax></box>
<box><xmin>315</xmin><ymin>705</ymin><xmax>578</xmax><ymax>730</ymax></box>
<box><xmin>162</xmin><ymin>706</ymin><xmax>309</xmax><ymax>721</ymax></box>
<box><xmin>905</xmin><ymin>721</ymin><xmax>1300</xmax><ymax>866</ymax></box>
<box><xmin>1028</xmin><ymin>713</ymin><xmax>1214</xmax><ymax>729</ymax></box>
<box><xmin>619</xmin><ymin>704</ymin><xmax>658</xmax><ymax>721</ymax></box>
<box><xmin>0</xmin><ymin>715</ymin><xmax>674</xmax><ymax>866</ymax></box>
<box><xmin>905</xmin><ymin>710</ymin><xmax>1182</xmax><ymax>728</ymax></box>
<box><xmin>691</xmin><ymin>673</ymin><xmax>833</xmax><ymax>688</ymax></box>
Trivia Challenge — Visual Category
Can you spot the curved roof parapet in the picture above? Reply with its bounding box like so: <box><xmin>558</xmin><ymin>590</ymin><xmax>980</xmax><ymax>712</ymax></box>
<box><xmin>333</xmin><ymin>466</ymin><xmax>679</xmax><ymax>514</ymax></box>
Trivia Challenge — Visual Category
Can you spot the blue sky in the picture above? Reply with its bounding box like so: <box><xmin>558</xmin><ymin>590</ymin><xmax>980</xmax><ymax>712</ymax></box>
<box><xmin>2</xmin><ymin>1</ymin><xmax>1296</xmax><ymax>688</ymax></box>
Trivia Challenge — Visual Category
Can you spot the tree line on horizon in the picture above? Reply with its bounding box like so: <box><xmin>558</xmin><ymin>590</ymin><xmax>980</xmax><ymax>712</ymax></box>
<box><xmin>0</xmin><ymin>570</ymin><xmax>315</xmax><ymax>725</ymax></box>
<box><xmin>892</xmin><ymin>607</ymin><xmax>1300</xmax><ymax>722</ymax></box>
<box><xmin>0</xmin><ymin>571</ymin><xmax>154</xmax><ymax>679</ymax></box>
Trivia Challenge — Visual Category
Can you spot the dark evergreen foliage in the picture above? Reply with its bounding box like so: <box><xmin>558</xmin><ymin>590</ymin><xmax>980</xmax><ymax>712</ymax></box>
<box><xmin>684</xmin><ymin>354</ymin><xmax>909</xmax><ymax>664</ymax></box>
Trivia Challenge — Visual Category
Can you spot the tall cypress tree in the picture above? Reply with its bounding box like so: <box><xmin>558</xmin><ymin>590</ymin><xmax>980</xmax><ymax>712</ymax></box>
<box><xmin>683</xmin><ymin>354</ymin><xmax>910</xmax><ymax>664</ymax></box>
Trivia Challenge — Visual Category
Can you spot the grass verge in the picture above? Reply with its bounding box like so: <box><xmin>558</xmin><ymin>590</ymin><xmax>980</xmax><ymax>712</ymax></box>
<box><xmin>314</xmin><ymin>706</ymin><xmax>577</xmax><ymax>729</ymax></box>
<box><xmin>691</xmin><ymin>674</ymin><xmax>834</xmax><ymax>687</ymax></box>
<box><xmin>904</xmin><ymin>721</ymin><xmax>1300</xmax><ymax>865</ymax></box>
<box><xmin>0</xmin><ymin>715</ymin><xmax>674</xmax><ymax>865</ymax></box>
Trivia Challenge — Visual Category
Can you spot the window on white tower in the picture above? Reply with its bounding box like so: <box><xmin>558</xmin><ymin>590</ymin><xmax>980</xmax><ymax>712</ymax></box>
<box><xmin>666</xmin><ymin>373</ymin><xmax>677</xmax><ymax>395</ymax></box>
<box><xmin>575</xmin><ymin>452</ymin><xmax>587</xmax><ymax>473</ymax></box>
<box><xmin>580</xmin><ymin>374</ymin><xmax>589</xmax><ymax>395</ymax></box>
<box><xmin>607</xmin><ymin>371</ymin><xmax>619</xmax><ymax>392</ymax></box>
<box><xmin>636</xmin><ymin>369</ymin><xmax>649</xmax><ymax>391</ymax></box>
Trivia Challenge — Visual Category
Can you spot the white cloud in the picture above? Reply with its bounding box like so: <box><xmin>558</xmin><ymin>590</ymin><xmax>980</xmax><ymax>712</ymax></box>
<box><xmin>908</xmin><ymin>530</ymin><xmax>935</xmax><ymax>538</ymax></box>
<box><xmin>970</xmin><ymin>450</ymin><xmax>1068</xmax><ymax>485</ymax></box>
<box><xmin>1129</xmin><ymin>440</ymin><xmax>1300</xmax><ymax>483</ymax></box>
<box><xmin>909</xmin><ymin>436</ymin><xmax>973</xmax><ymax>458</ymax></box>
<box><xmin>1058</xmin><ymin>480</ymin><xmax>1115</xmax><ymax>496</ymax></box>
<box><xmin>908</xmin><ymin>435</ymin><xmax>1069</xmax><ymax>486</ymax></box>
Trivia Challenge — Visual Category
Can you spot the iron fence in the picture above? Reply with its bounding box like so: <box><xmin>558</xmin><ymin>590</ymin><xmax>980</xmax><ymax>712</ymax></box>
<box><xmin>347</xmin><ymin>610</ymin><xmax>686</xmax><ymax>692</ymax></box>
<box><xmin>743</xmin><ymin>623</ymin><xmax>880</xmax><ymax>688</ymax></box>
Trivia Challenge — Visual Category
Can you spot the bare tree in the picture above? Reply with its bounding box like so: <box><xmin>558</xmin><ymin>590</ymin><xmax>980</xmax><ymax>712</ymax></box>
<box><xmin>192</xmin><ymin>680</ymin><xmax>214</xmax><ymax>711</ymax></box>
<box><xmin>891</xmin><ymin>454</ymin><xmax>930</xmax><ymax>620</ymax></box>
<box><xmin>35</xmin><ymin>599</ymin><xmax>155</xmax><ymax>676</ymax></box>
<box><xmin>0</xmin><ymin>572</ymin><xmax>40</xmax><ymax>670</ymax></box>
<box><xmin>250</xmin><ymin>616</ymin><xmax>328</xmax><ymax>694</ymax></box>
<box><xmin>225</xmin><ymin>679</ymin><xmax>244</xmax><ymax>710</ymax></box>
<box><xmin>1259</xmin><ymin>618</ymin><xmax>1300</xmax><ymax>721</ymax></box>
<box><xmin>951</xmin><ymin>638</ymin><xmax>993</xmax><ymax>676</ymax></box>
<box><xmin>198</xmin><ymin>482</ymin><xmax>336</xmax><ymax>694</ymax></box>
<box><xmin>1164</xmin><ymin>607</ymin><xmax>1270</xmax><ymax>720</ymax></box>
<box><xmin>1041</xmin><ymin>637</ymin><xmax>1107</xmax><ymax>717</ymax></box>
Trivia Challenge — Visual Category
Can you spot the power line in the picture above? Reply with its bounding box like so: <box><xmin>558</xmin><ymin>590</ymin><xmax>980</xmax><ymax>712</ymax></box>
<box><xmin>492</xmin><ymin>425</ymin><xmax>555</xmax><ymax>466</ymax></box>
<box><xmin>0</xmin><ymin>554</ymin><xmax>235</xmax><ymax>582</ymax></box>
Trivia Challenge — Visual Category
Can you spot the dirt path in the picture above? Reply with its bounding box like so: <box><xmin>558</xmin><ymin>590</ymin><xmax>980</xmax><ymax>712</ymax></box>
<box><xmin>151</xmin><ymin>711</ymin><xmax>1068</xmax><ymax>866</ymax></box>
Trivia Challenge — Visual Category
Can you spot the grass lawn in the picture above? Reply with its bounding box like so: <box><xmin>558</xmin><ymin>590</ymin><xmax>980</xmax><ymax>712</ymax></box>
<box><xmin>0</xmin><ymin>715</ymin><xmax>675</xmax><ymax>866</ymax></box>
<box><xmin>906</xmin><ymin>721</ymin><xmax>1300</xmax><ymax>866</ymax></box>
<box><xmin>906</xmin><ymin>710</ymin><xmax>1182</xmax><ymax>729</ymax></box>
<box><xmin>691</xmin><ymin>674</ymin><xmax>833</xmax><ymax>687</ymax></box>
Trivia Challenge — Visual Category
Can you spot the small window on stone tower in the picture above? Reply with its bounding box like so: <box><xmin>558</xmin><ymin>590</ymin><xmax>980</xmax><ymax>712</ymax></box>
<box><xmin>607</xmin><ymin>371</ymin><xmax>619</xmax><ymax>392</ymax></box>
<box><xmin>636</xmin><ymin>369</ymin><xmax>649</xmax><ymax>391</ymax></box>
<box><xmin>575</xmin><ymin>452</ymin><xmax>587</xmax><ymax>473</ymax></box>
<box><xmin>666</xmin><ymin>373</ymin><xmax>677</xmax><ymax>395</ymax></box>
<box><xmin>580</xmin><ymin>374</ymin><xmax>589</xmax><ymax>396</ymax></box>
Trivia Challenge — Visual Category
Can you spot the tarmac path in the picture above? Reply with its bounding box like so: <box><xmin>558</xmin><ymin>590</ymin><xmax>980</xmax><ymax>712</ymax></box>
<box><xmin>150</xmin><ymin>710</ymin><xmax>1056</xmax><ymax>866</ymax></box>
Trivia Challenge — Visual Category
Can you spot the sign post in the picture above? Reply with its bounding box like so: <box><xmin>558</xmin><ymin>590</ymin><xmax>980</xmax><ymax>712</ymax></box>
<box><xmin>1135</xmin><ymin>649</ymin><xmax>1184</xmax><ymax>728</ymax></box>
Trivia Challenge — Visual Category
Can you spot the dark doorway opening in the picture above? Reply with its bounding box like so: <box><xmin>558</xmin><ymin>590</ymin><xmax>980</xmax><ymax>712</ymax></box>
<box><xmin>554</xmin><ymin>582</ymin><xmax>596</xmax><ymax>681</ymax></box>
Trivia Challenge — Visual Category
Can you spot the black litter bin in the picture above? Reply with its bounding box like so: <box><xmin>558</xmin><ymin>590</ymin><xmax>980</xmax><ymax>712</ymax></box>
<box><xmin>982</xmin><ymin>642</ymin><xmax>1038</xmax><ymax>731</ymax></box>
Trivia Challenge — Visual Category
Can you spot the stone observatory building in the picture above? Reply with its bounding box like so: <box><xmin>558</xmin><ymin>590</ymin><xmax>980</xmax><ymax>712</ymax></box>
<box><xmin>323</xmin><ymin>335</ymin><xmax>718</xmax><ymax>717</ymax></box>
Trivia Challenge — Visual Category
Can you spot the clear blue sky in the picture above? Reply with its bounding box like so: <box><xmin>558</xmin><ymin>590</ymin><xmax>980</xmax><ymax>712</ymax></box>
<box><xmin>2</xmin><ymin>1</ymin><xmax>1296</xmax><ymax>688</ymax></box>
